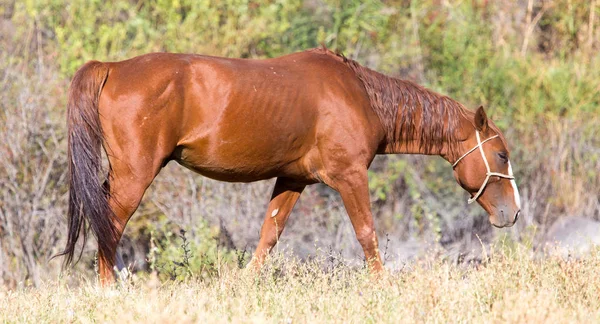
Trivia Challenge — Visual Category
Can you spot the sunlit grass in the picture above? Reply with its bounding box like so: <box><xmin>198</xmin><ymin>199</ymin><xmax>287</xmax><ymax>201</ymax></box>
<box><xmin>2</xmin><ymin>246</ymin><xmax>599</xmax><ymax>323</ymax></box>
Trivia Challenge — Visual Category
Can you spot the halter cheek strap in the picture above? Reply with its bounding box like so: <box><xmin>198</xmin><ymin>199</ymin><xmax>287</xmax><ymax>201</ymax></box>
<box><xmin>452</xmin><ymin>131</ymin><xmax>514</xmax><ymax>204</ymax></box>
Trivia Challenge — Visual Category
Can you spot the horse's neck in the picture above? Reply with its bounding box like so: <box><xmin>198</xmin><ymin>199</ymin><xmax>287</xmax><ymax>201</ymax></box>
<box><xmin>340</xmin><ymin>56</ymin><xmax>468</xmax><ymax>161</ymax></box>
<box><xmin>381</xmin><ymin>137</ymin><xmax>454</xmax><ymax>160</ymax></box>
<box><xmin>376</xmin><ymin>88</ymin><xmax>469</xmax><ymax>162</ymax></box>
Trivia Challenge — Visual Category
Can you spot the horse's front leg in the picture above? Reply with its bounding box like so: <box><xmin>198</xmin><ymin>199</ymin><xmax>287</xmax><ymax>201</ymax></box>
<box><xmin>330</xmin><ymin>167</ymin><xmax>383</xmax><ymax>272</ymax></box>
<box><xmin>248</xmin><ymin>177</ymin><xmax>305</xmax><ymax>269</ymax></box>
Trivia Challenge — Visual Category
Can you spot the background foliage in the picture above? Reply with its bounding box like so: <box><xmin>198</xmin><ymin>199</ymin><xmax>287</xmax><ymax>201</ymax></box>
<box><xmin>0</xmin><ymin>0</ymin><xmax>598</xmax><ymax>287</ymax></box>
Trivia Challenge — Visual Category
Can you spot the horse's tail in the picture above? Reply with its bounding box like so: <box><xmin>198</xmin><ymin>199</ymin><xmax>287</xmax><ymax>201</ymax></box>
<box><xmin>58</xmin><ymin>61</ymin><xmax>118</xmax><ymax>270</ymax></box>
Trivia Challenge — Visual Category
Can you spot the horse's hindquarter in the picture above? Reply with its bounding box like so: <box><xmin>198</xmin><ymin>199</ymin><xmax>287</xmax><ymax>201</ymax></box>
<box><xmin>99</xmin><ymin>52</ymin><xmax>382</xmax><ymax>183</ymax></box>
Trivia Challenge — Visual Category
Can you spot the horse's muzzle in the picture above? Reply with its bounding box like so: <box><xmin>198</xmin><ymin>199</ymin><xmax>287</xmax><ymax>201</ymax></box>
<box><xmin>490</xmin><ymin>209</ymin><xmax>520</xmax><ymax>228</ymax></box>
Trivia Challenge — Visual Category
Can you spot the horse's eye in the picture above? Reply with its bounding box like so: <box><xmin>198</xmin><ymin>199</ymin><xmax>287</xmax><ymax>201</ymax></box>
<box><xmin>498</xmin><ymin>152</ymin><xmax>508</xmax><ymax>162</ymax></box>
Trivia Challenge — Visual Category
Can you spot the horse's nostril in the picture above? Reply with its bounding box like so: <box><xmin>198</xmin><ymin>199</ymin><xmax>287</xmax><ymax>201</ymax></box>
<box><xmin>513</xmin><ymin>210</ymin><xmax>520</xmax><ymax>224</ymax></box>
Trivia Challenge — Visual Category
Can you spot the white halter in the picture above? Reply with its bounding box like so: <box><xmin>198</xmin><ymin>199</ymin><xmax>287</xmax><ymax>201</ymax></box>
<box><xmin>452</xmin><ymin>130</ymin><xmax>514</xmax><ymax>204</ymax></box>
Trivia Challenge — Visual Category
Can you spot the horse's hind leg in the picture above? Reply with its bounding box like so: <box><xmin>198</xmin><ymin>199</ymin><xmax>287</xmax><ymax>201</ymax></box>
<box><xmin>97</xmin><ymin>152</ymin><xmax>166</xmax><ymax>284</ymax></box>
<box><xmin>248</xmin><ymin>178</ymin><xmax>305</xmax><ymax>269</ymax></box>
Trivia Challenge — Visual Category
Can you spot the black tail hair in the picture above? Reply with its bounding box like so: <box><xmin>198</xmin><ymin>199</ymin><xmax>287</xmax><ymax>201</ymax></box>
<box><xmin>56</xmin><ymin>61</ymin><xmax>119</xmax><ymax>270</ymax></box>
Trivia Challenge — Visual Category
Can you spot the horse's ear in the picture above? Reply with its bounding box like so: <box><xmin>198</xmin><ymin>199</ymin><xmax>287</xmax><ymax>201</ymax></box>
<box><xmin>474</xmin><ymin>105</ymin><xmax>488</xmax><ymax>132</ymax></box>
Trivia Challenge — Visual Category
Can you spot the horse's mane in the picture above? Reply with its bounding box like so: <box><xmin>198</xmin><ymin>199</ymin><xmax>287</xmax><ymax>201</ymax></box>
<box><xmin>308</xmin><ymin>47</ymin><xmax>473</xmax><ymax>157</ymax></box>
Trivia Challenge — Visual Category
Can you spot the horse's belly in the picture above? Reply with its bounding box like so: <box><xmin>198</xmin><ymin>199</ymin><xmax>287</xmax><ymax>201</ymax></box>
<box><xmin>174</xmin><ymin>138</ymin><xmax>309</xmax><ymax>183</ymax></box>
<box><xmin>176</xmin><ymin>162</ymin><xmax>277</xmax><ymax>182</ymax></box>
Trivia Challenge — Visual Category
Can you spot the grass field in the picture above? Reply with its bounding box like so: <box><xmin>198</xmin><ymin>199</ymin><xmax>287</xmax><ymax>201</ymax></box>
<box><xmin>2</xmin><ymin>247</ymin><xmax>599</xmax><ymax>323</ymax></box>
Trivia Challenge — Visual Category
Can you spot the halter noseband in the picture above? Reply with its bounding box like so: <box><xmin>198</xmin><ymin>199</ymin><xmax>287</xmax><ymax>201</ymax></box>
<box><xmin>452</xmin><ymin>130</ymin><xmax>514</xmax><ymax>204</ymax></box>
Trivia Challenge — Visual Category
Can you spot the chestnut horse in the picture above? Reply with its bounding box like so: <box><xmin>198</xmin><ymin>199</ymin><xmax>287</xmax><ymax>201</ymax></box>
<box><xmin>60</xmin><ymin>48</ymin><xmax>520</xmax><ymax>283</ymax></box>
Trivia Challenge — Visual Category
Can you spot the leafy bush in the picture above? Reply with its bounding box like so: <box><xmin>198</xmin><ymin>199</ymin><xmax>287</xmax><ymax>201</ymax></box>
<box><xmin>146</xmin><ymin>218</ymin><xmax>237</xmax><ymax>282</ymax></box>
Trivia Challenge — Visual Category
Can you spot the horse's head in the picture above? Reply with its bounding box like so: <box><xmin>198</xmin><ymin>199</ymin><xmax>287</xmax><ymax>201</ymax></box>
<box><xmin>452</xmin><ymin>106</ymin><xmax>521</xmax><ymax>228</ymax></box>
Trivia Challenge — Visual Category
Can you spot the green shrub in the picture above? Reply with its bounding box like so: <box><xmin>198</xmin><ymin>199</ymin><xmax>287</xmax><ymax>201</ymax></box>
<box><xmin>146</xmin><ymin>217</ymin><xmax>237</xmax><ymax>282</ymax></box>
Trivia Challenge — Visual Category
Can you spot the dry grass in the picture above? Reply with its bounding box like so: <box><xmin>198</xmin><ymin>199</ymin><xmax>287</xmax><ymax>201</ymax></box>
<box><xmin>1</xmin><ymin>247</ymin><xmax>599</xmax><ymax>323</ymax></box>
